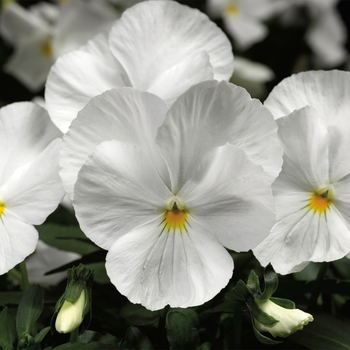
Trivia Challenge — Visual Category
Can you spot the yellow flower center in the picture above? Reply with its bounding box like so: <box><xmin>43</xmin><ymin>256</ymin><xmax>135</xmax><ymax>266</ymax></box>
<box><xmin>40</xmin><ymin>41</ymin><xmax>52</xmax><ymax>57</ymax></box>
<box><xmin>308</xmin><ymin>189</ymin><xmax>332</xmax><ymax>214</ymax></box>
<box><xmin>226</xmin><ymin>2</ymin><xmax>239</xmax><ymax>17</ymax></box>
<box><xmin>164</xmin><ymin>201</ymin><xmax>188</xmax><ymax>232</ymax></box>
<box><xmin>0</xmin><ymin>202</ymin><xmax>5</xmax><ymax>217</ymax></box>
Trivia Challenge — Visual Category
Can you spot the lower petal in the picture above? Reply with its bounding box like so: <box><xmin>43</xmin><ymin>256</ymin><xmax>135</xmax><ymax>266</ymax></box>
<box><xmin>106</xmin><ymin>215</ymin><xmax>233</xmax><ymax>310</ymax></box>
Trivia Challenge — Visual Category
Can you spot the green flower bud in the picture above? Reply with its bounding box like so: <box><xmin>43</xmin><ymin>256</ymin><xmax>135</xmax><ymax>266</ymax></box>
<box><xmin>254</xmin><ymin>298</ymin><xmax>314</xmax><ymax>338</ymax></box>
<box><xmin>52</xmin><ymin>264</ymin><xmax>93</xmax><ymax>335</ymax></box>
<box><xmin>55</xmin><ymin>289</ymin><xmax>86</xmax><ymax>334</ymax></box>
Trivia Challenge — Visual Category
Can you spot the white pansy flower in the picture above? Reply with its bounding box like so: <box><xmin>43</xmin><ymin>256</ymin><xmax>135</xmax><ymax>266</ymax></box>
<box><xmin>45</xmin><ymin>0</ymin><xmax>234</xmax><ymax>133</ymax></box>
<box><xmin>63</xmin><ymin>81</ymin><xmax>282</xmax><ymax>310</ymax></box>
<box><xmin>254</xmin><ymin>70</ymin><xmax>350</xmax><ymax>274</ymax></box>
<box><xmin>0</xmin><ymin>0</ymin><xmax>118</xmax><ymax>91</ymax></box>
<box><xmin>254</xmin><ymin>299</ymin><xmax>314</xmax><ymax>338</ymax></box>
<box><xmin>207</xmin><ymin>0</ymin><xmax>281</xmax><ymax>49</ymax></box>
<box><xmin>0</xmin><ymin>102</ymin><xmax>64</xmax><ymax>275</ymax></box>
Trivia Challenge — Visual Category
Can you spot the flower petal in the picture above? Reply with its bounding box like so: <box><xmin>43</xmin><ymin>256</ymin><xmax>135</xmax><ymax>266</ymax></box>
<box><xmin>74</xmin><ymin>140</ymin><xmax>172</xmax><ymax>250</ymax></box>
<box><xmin>106</xmin><ymin>215</ymin><xmax>233</xmax><ymax>310</ymax></box>
<box><xmin>274</xmin><ymin>106</ymin><xmax>330</xmax><ymax>193</ymax></box>
<box><xmin>264</xmin><ymin>71</ymin><xmax>350</xmax><ymax>127</ymax></box>
<box><xmin>0</xmin><ymin>102</ymin><xmax>62</xmax><ymax>185</ymax></box>
<box><xmin>60</xmin><ymin>88</ymin><xmax>169</xmax><ymax>199</ymax></box>
<box><xmin>178</xmin><ymin>144</ymin><xmax>275</xmax><ymax>251</ymax></box>
<box><xmin>45</xmin><ymin>33</ymin><xmax>128</xmax><ymax>133</ymax></box>
<box><xmin>0</xmin><ymin>139</ymin><xmax>64</xmax><ymax>225</ymax></box>
<box><xmin>109</xmin><ymin>1</ymin><xmax>233</xmax><ymax>89</ymax></box>
<box><xmin>0</xmin><ymin>210</ymin><xmax>38</xmax><ymax>275</ymax></box>
<box><xmin>157</xmin><ymin>80</ymin><xmax>282</xmax><ymax>191</ymax></box>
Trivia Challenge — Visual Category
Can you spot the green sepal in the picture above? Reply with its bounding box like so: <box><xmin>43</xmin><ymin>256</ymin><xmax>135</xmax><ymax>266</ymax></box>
<box><xmin>260</xmin><ymin>264</ymin><xmax>279</xmax><ymax>301</ymax></box>
<box><xmin>225</xmin><ymin>280</ymin><xmax>252</xmax><ymax>303</ymax></box>
<box><xmin>270</xmin><ymin>297</ymin><xmax>295</xmax><ymax>310</ymax></box>
<box><xmin>247</xmin><ymin>270</ymin><xmax>261</xmax><ymax>295</ymax></box>
<box><xmin>16</xmin><ymin>285</ymin><xmax>44</xmax><ymax>339</ymax></box>
<box><xmin>0</xmin><ymin>306</ymin><xmax>16</xmax><ymax>350</ymax></box>
<box><xmin>248</xmin><ymin>299</ymin><xmax>279</xmax><ymax>327</ymax></box>
<box><xmin>251</xmin><ymin>320</ymin><xmax>283</xmax><ymax>345</ymax></box>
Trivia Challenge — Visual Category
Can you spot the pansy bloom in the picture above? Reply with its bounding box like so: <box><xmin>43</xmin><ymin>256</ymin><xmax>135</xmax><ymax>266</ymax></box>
<box><xmin>61</xmin><ymin>81</ymin><xmax>282</xmax><ymax>310</ymax></box>
<box><xmin>0</xmin><ymin>102</ymin><xmax>64</xmax><ymax>274</ymax></box>
<box><xmin>254</xmin><ymin>70</ymin><xmax>350</xmax><ymax>274</ymax></box>
<box><xmin>45</xmin><ymin>0</ymin><xmax>234</xmax><ymax>132</ymax></box>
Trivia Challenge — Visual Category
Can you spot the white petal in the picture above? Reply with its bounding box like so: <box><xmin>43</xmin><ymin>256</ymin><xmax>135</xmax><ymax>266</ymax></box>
<box><xmin>157</xmin><ymin>80</ymin><xmax>282</xmax><ymax>191</ymax></box>
<box><xmin>254</xmin><ymin>203</ymin><xmax>350</xmax><ymax>274</ymax></box>
<box><xmin>45</xmin><ymin>33</ymin><xmax>128</xmax><ymax>133</ymax></box>
<box><xmin>0</xmin><ymin>210</ymin><xmax>38</xmax><ymax>275</ymax></box>
<box><xmin>0</xmin><ymin>102</ymin><xmax>62</xmax><ymax>185</ymax></box>
<box><xmin>274</xmin><ymin>106</ymin><xmax>330</xmax><ymax>193</ymax></box>
<box><xmin>74</xmin><ymin>140</ymin><xmax>172</xmax><ymax>250</ymax></box>
<box><xmin>0</xmin><ymin>139</ymin><xmax>64</xmax><ymax>225</ymax></box>
<box><xmin>109</xmin><ymin>1</ymin><xmax>233</xmax><ymax>90</ymax></box>
<box><xmin>264</xmin><ymin>71</ymin><xmax>350</xmax><ymax>127</ymax></box>
<box><xmin>106</xmin><ymin>215</ymin><xmax>233</xmax><ymax>310</ymax></box>
<box><xmin>52</xmin><ymin>0</ymin><xmax>117</xmax><ymax>55</ymax></box>
<box><xmin>60</xmin><ymin>88</ymin><xmax>169</xmax><ymax>199</ymax></box>
<box><xmin>178</xmin><ymin>144</ymin><xmax>275</xmax><ymax>251</ymax></box>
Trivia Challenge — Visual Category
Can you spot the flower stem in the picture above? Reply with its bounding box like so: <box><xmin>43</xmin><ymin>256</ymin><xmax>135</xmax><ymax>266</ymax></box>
<box><xmin>307</xmin><ymin>262</ymin><xmax>329</xmax><ymax>312</ymax></box>
<box><xmin>233</xmin><ymin>301</ymin><xmax>242</xmax><ymax>349</ymax></box>
<box><xmin>19</xmin><ymin>260</ymin><xmax>30</xmax><ymax>292</ymax></box>
<box><xmin>70</xmin><ymin>327</ymin><xmax>79</xmax><ymax>343</ymax></box>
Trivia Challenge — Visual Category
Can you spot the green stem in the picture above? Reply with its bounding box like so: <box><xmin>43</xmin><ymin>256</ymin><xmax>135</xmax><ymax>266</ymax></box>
<box><xmin>307</xmin><ymin>262</ymin><xmax>329</xmax><ymax>312</ymax></box>
<box><xmin>19</xmin><ymin>260</ymin><xmax>30</xmax><ymax>292</ymax></box>
<box><xmin>70</xmin><ymin>327</ymin><xmax>79</xmax><ymax>343</ymax></box>
<box><xmin>233</xmin><ymin>301</ymin><xmax>242</xmax><ymax>349</ymax></box>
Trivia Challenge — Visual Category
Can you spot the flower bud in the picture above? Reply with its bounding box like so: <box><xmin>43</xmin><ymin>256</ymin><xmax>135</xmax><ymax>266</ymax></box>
<box><xmin>55</xmin><ymin>289</ymin><xmax>86</xmax><ymax>334</ymax></box>
<box><xmin>254</xmin><ymin>298</ymin><xmax>314</xmax><ymax>338</ymax></box>
<box><xmin>52</xmin><ymin>264</ymin><xmax>93</xmax><ymax>334</ymax></box>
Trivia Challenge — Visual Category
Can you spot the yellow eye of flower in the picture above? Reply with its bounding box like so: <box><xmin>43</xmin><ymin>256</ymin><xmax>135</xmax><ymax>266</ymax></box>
<box><xmin>40</xmin><ymin>41</ymin><xmax>52</xmax><ymax>57</ymax></box>
<box><xmin>308</xmin><ymin>190</ymin><xmax>332</xmax><ymax>214</ymax></box>
<box><xmin>226</xmin><ymin>3</ymin><xmax>239</xmax><ymax>17</ymax></box>
<box><xmin>164</xmin><ymin>201</ymin><xmax>188</xmax><ymax>231</ymax></box>
<box><xmin>0</xmin><ymin>202</ymin><xmax>5</xmax><ymax>217</ymax></box>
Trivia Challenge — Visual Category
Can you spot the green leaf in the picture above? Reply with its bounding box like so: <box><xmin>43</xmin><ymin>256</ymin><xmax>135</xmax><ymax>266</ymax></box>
<box><xmin>251</xmin><ymin>320</ymin><xmax>282</xmax><ymax>345</ymax></box>
<box><xmin>269</xmin><ymin>297</ymin><xmax>295</xmax><ymax>310</ymax></box>
<box><xmin>225</xmin><ymin>280</ymin><xmax>251</xmax><ymax>302</ymax></box>
<box><xmin>120</xmin><ymin>302</ymin><xmax>161</xmax><ymax>327</ymax></box>
<box><xmin>166</xmin><ymin>309</ymin><xmax>200</xmax><ymax>350</ymax></box>
<box><xmin>289</xmin><ymin>313</ymin><xmax>350</xmax><ymax>350</ymax></box>
<box><xmin>261</xmin><ymin>264</ymin><xmax>279</xmax><ymax>300</ymax></box>
<box><xmin>125</xmin><ymin>326</ymin><xmax>154</xmax><ymax>350</ymax></box>
<box><xmin>16</xmin><ymin>285</ymin><xmax>44</xmax><ymax>337</ymax></box>
<box><xmin>0</xmin><ymin>307</ymin><xmax>16</xmax><ymax>350</ymax></box>
<box><xmin>54</xmin><ymin>341</ymin><xmax>120</xmax><ymax>349</ymax></box>
<box><xmin>34</xmin><ymin>326</ymin><xmax>50</xmax><ymax>344</ymax></box>
<box><xmin>37</xmin><ymin>224</ymin><xmax>99</xmax><ymax>255</ymax></box>
<box><xmin>247</xmin><ymin>270</ymin><xmax>261</xmax><ymax>295</ymax></box>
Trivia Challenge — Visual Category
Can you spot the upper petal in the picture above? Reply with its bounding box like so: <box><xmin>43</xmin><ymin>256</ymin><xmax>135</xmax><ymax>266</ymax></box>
<box><xmin>156</xmin><ymin>80</ymin><xmax>282</xmax><ymax>192</ymax></box>
<box><xmin>0</xmin><ymin>102</ymin><xmax>62</xmax><ymax>185</ymax></box>
<box><xmin>45</xmin><ymin>32</ymin><xmax>128</xmax><ymax>133</ymax></box>
<box><xmin>60</xmin><ymin>88</ymin><xmax>169</xmax><ymax>199</ymax></box>
<box><xmin>264</xmin><ymin>70</ymin><xmax>350</xmax><ymax>128</ymax></box>
<box><xmin>109</xmin><ymin>1</ymin><xmax>233</xmax><ymax>91</ymax></box>
<box><xmin>106</xmin><ymin>215</ymin><xmax>233</xmax><ymax>310</ymax></box>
